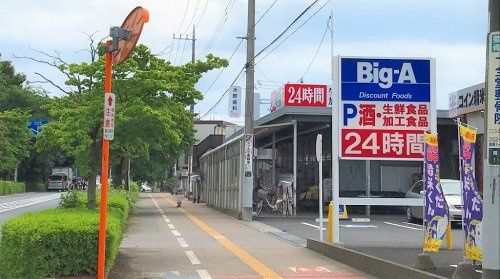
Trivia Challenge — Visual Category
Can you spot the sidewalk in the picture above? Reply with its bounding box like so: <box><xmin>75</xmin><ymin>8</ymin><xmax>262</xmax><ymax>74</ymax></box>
<box><xmin>109</xmin><ymin>193</ymin><xmax>376</xmax><ymax>279</ymax></box>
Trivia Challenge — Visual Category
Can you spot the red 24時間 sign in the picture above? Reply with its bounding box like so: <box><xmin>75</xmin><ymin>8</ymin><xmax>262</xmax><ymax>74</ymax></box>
<box><xmin>284</xmin><ymin>83</ymin><xmax>327</xmax><ymax>107</ymax></box>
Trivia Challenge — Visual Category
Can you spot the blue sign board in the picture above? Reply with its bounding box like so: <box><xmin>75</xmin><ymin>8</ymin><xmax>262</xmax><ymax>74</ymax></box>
<box><xmin>28</xmin><ymin>119</ymin><xmax>48</xmax><ymax>136</ymax></box>
<box><xmin>341</xmin><ymin>58</ymin><xmax>431</xmax><ymax>102</ymax></box>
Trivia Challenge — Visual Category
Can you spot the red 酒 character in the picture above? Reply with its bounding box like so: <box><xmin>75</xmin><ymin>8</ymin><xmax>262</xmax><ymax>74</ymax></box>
<box><xmin>358</xmin><ymin>104</ymin><xmax>377</xmax><ymax>126</ymax></box>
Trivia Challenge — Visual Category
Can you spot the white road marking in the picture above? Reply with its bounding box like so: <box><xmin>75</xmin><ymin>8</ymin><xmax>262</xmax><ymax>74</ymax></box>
<box><xmin>403</xmin><ymin>222</ymin><xmax>423</xmax><ymax>227</ymax></box>
<box><xmin>0</xmin><ymin>194</ymin><xmax>61</xmax><ymax>213</ymax></box>
<box><xmin>383</xmin><ymin>222</ymin><xmax>422</xmax><ymax>230</ymax></box>
<box><xmin>352</xmin><ymin>218</ymin><xmax>371</xmax><ymax>223</ymax></box>
<box><xmin>163</xmin><ymin>218</ymin><xmax>171</xmax><ymax>223</ymax></box>
<box><xmin>185</xmin><ymin>251</ymin><xmax>201</xmax><ymax>265</ymax></box>
<box><xmin>177</xmin><ymin>237</ymin><xmax>189</xmax><ymax>248</ymax></box>
<box><xmin>341</xmin><ymin>224</ymin><xmax>378</xmax><ymax>228</ymax></box>
<box><xmin>171</xmin><ymin>230</ymin><xmax>181</xmax><ymax>236</ymax></box>
<box><xmin>302</xmin><ymin>222</ymin><xmax>326</xmax><ymax>231</ymax></box>
<box><xmin>171</xmin><ymin>271</ymin><xmax>180</xmax><ymax>276</ymax></box>
<box><xmin>168</xmin><ymin>224</ymin><xmax>176</xmax><ymax>230</ymax></box>
<box><xmin>197</xmin><ymin>270</ymin><xmax>212</xmax><ymax>279</ymax></box>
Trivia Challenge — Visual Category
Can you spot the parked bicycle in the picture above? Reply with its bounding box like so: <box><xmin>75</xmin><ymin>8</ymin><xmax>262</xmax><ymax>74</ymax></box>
<box><xmin>253</xmin><ymin>181</ymin><xmax>293</xmax><ymax>216</ymax></box>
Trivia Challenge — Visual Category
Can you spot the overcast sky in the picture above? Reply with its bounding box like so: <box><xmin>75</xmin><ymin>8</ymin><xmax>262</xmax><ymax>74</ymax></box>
<box><xmin>0</xmin><ymin>0</ymin><xmax>489</xmax><ymax>125</ymax></box>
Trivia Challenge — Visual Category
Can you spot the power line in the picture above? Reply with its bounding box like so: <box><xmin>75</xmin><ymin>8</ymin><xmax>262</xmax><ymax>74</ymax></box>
<box><xmin>154</xmin><ymin>44</ymin><xmax>173</xmax><ymax>56</ymax></box>
<box><xmin>198</xmin><ymin>0</ymin><xmax>236</xmax><ymax>59</ymax></box>
<box><xmin>177</xmin><ymin>0</ymin><xmax>191</xmax><ymax>33</ymax></box>
<box><xmin>199</xmin><ymin>66</ymin><xmax>245</xmax><ymax>119</ymax></box>
<box><xmin>195</xmin><ymin>0</ymin><xmax>210</xmax><ymax>29</ymax></box>
<box><xmin>201</xmin><ymin>39</ymin><xmax>244</xmax><ymax>98</ymax></box>
<box><xmin>255</xmin><ymin>0</ymin><xmax>278</xmax><ymax>26</ymax></box>
<box><xmin>173</xmin><ymin>35</ymin><xmax>181</xmax><ymax>64</ymax></box>
<box><xmin>179</xmin><ymin>35</ymin><xmax>189</xmax><ymax>64</ymax></box>
<box><xmin>256</xmin><ymin>0</ymin><xmax>330</xmax><ymax>65</ymax></box>
<box><xmin>184</xmin><ymin>0</ymin><xmax>201</xmax><ymax>34</ymax></box>
<box><xmin>254</xmin><ymin>0</ymin><xmax>320</xmax><ymax>59</ymax></box>
<box><xmin>300</xmin><ymin>16</ymin><xmax>329</xmax><ymax>80</ymax></box>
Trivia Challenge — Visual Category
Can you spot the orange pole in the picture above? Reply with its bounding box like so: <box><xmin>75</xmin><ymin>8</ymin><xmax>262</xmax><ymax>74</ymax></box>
<box><xmin>97</xmin><ymin>40</ymin><xmax>112</xmax><ymax>279</ymax></box>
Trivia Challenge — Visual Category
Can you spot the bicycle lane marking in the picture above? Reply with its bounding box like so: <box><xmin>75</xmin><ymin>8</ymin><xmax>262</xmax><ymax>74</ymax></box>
<box><xmin>162</xmin><ymin>195</ymin><xmax>283</xmax><ymax>279</ymax></box>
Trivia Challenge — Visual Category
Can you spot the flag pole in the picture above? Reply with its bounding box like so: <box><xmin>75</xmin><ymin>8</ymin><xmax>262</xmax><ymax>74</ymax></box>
<box><xmin>422</xmin><ymin>131</ymin><xmax>428</xmax><ymax>254</ymax></box>
<box><xmin>456</xmin><ymin>118</ymin><xmax>466</xmax><ymax>262</ymax></box>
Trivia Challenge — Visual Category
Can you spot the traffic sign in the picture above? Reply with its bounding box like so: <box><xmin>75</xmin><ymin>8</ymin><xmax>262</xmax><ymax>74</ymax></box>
<box><xmin>103</xmin><ymin>93</ymin><xmax>115</xmax><ymax>140</ymax></box>
<box><xmin>28</xmin><ymin>119</ymin><xmax>48</xmax><ymax>136</ymax></box>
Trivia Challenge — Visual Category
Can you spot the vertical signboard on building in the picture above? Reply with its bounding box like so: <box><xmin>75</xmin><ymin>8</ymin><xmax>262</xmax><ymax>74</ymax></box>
<box><xmin>244</xmin><ymin>134</ymin><xmax>253</xmax><ymax>177</ymax></box>
<box><xmin>487</xmin><ymin>31</ymin><xmax>500</xmax><ymax>166</ymax></box>
<box><xmin>338</xmin><ymin>57</ymin><xmax>435</xmax><ymax>160</ymax></box>
<box><xmin>228</xmin><ymin>86</ymin><xmax>241</xmax><ymax>118</ymax></box>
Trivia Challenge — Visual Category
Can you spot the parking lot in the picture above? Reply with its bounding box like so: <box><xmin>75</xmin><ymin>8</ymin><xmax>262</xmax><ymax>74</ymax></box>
<box><xmin>257</xmin><ymin>213</ymin><xmax>483</xmax><ymax>278</ymax></box>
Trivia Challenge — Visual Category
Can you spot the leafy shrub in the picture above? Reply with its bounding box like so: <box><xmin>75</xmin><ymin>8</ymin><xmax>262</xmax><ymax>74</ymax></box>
<box><xmin>0</xmin><ymin>180</ymin><xmax>25</xmax><ymax>196</ymax></box>
<box><xmin>0</xmin><ymin>187</ymin><xmax>137</xmax><ymax>278</ymax></box>
<box><xmin>0</xmin><ymin>209</ymin><xmax>123</xmax><ymax>279</ymax></box>
<box><xmin>59</xmin><ymin>190</ymin><xmax>86</xmax><ymax>209</ymax></box>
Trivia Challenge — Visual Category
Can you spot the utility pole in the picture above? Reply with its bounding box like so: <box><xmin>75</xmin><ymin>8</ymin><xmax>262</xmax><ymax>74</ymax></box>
<box><xmin>242</xmin><ymin>0</ymin><xmax>255</xmax><ymax>222</ymax></box>
<box><xmin>482</xmin><ymin>0</ymin><xmax>499</xmax><ymax>278</ymax></box>
<box><xmin>173</xmin><ymin>26</ymin><xmax>196</xmax><ymax>198</ymax></box>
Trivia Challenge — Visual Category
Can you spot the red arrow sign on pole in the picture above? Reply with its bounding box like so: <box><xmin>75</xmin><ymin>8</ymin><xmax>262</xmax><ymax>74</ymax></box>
<box><xmin>107</xmin><ymin>95</ymin><xmax>113</xmax><ymax>106</ymax></box>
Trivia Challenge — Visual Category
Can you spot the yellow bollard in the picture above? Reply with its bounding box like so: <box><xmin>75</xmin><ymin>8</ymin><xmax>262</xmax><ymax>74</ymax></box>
<box><xmin>327</xmin><ymin>201</ymin><xmax>333</xmax><ymax>243</ymax></box>
<box><xmin>446</xmin><ymin>220</ymin><xmax>453</xmax><ymax>250</ymax></box>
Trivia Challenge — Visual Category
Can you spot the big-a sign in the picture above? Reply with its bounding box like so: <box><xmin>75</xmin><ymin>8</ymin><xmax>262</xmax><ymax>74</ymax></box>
<box><xmin>338</xmin><ymin>57</ymin><xmax>435</xmax><ymax>160</ymax></box>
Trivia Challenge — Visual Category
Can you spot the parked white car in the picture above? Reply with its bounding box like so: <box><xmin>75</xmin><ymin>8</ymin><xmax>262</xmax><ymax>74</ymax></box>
<box><xmin>405</xmin><ymin>179</ymin><xmax>463</xmax><ymax>223</ymax></box>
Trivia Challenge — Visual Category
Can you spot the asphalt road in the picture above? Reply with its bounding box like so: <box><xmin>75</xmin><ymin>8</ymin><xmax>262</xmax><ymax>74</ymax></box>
<box><xmin>256</xmin><ymin>213</ymin><xmax>482</xmax><ymax>279</ymax></box>
<box><xmin>0</xmin><ymin>192</ymin><xmax>61</xmax><ymax>237</ymax></box>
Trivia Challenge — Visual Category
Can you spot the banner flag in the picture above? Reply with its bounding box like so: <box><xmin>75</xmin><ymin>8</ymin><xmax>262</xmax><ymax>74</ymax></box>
<box><xmin>459</xmin><ymin>124</ymin><xmax>483</xmax><ymax>261</ymax></box>
<box><xmin>423</xmin><ymin>133</ymin><xmax>449</xmax><ymax>252</ymax></box>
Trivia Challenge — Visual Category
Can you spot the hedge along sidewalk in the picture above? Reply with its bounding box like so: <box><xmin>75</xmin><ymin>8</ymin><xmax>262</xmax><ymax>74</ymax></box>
<box><xmin>0</xmin><ymin>180</ymin><xmax>25</xmax><ymax>196</ymax></box>
<box><xmin>0</xmin><ymin>187</ymin><xmax>138</xmax><ymax>279</ymax></box>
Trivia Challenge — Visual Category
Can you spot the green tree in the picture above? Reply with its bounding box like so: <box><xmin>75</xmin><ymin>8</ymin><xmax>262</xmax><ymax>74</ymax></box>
<box><xmin>0</xmin><ymin>110</ymin><xmax>32</xmax><ymax>175</ymax></box>
<box><xmin>0</xmin><ymin>54</ymin><xmax>55</xmax><ymax>185</ymax></box>
<box><xmin>36</xmin><ymin>43</ymin><xmax>227</xmax><ymax>209</ymax></box>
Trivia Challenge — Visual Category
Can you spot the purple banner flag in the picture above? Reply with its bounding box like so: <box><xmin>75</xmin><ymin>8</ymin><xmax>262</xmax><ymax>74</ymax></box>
<box><xmin>423</xmin><ymin>133</ymin><xmax>449</xmax><ymax>252</ymax></box>
<box><xmin>459</xmin><ymin>124</ymin><xmax>483</xmax><ymax>261</ymax></box>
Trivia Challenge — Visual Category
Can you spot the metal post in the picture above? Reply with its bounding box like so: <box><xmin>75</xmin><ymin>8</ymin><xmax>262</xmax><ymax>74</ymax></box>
<box><xmin>365</xmin><ymin>160</ymin><xmax>371</xmax><ymax>217</ymax></box>
<box><xmin>483</xmin><ymin>0</ymin><xmax>500</xmax><ymax>277</ymax></box>
<box><xmin>242</xmin><ymin>0</ymin><xmax>255</xmax><ymax>222</ymax></box>
<box><xmin>272</xmin><ymin>132</ymin><xmax>276</xmax><ymax>186</ymax></box>
<box><xmin>293</xmin><ymin>119</ymin><xmax>298</xmax><ymax>216</ymax></box>
<box><xmin>97</xmin><ymin>40</ymin><xmax>113</xmax><ymax>279</ymax></box>
<box><xmin>317</xmin><ymin>134</ymin><xmax>323</xmax><ymax>242</ymax></box>
<box><xmin>330</xmin><ymin>13</ymin><xmax>340</xmax><ymax>244</ymax></box>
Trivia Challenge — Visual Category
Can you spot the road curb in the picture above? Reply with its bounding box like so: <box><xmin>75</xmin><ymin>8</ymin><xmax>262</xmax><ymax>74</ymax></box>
<box><xmin>306</xmin><ymin>238</ymin><xmax>446</xmax><ymax>279</ymax></box>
